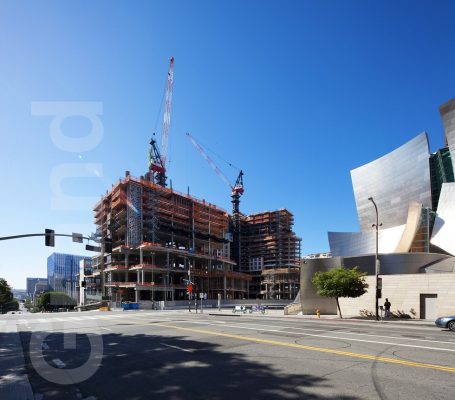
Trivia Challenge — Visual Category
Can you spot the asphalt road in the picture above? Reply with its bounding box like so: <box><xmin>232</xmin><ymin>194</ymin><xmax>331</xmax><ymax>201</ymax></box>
<box><xmin>1</xmin><ymin>311</ymin><xmax>455</xmax><ymax>400</ymax></box>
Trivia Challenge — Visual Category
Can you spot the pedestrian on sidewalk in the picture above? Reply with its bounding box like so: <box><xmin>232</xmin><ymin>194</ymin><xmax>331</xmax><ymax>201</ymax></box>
<box><xmin>384</xmin><ymin>298</ymin><xmax>391</xmax><ymax>318</ymax></box>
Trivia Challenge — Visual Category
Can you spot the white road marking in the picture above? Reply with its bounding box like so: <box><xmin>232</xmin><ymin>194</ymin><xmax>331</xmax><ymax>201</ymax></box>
<box><xmin>289</xmin><ymin>325</ymin><xmax>455</xmax><ymax>345</ymax></box>
<box><xmin>100</xmin><ymin>327</ymin><xmax>112</xmax><ymax>331</ymax></box>
<box><xmin>42</xmin><ymin>343</ymin><xmax>50</xmax><ymax>350</ymax></box>
<box><xmin>159</xmin><ymin>342</ymin><xmax>194</xmax><ymax>353</ymax></box>
<box><xmin>175</xmin><ymin>320</ymin><xmax>455</xmax><ymax>352</ymax></box>
<box><xmin>52</xmin><ymin>358</ymin><xmax>66</xmax><ymax>368</ymax></box>
<box><xmin>209</xmin><ymin>320</ymin><xmax>455</xmax><ymax>346</ymax></box>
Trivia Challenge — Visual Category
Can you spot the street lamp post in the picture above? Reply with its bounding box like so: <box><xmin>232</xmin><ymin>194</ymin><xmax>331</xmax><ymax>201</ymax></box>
<box><xmin>368</xmin><ymin>197</ymin><xmax>382</xmax><ymax>321</ymax></box>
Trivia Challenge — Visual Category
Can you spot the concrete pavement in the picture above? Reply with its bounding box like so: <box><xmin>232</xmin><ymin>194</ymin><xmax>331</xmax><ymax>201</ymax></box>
<box><xmin>0</xmin><ymin>308</ymin><xmax>450</xmax><ymax>400</ymax></box>
<box><xmin>0</xmin><ymin>320</ymin><xmax>34</xmax><ymax>400</ymax></box>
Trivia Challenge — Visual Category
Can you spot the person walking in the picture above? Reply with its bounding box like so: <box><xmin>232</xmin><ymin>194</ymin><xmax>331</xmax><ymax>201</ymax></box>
<box><xmin>384</xmin><ymin>298</ymin><xmax>391</xmax><ymax>318</ymax></box>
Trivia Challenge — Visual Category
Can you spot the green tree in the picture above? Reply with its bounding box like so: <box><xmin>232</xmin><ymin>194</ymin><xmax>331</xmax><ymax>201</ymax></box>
<box><xmin>24</xmin><ymin>298</ymin><xmax>39</xmax><ymax>313</ymax></box>
<box><xmin>312</xmin><ymin>267</ymin><xmax>369</xmax><ymax>318</ymax></box>
<box><xmin>37</xmin><ymin>291</ymin><xmax>76</xmax><ymax>312</ymax></box>
<box><xmin>0</xmin><ymin>278</ymin><xmax>19</xmax><ymax>314</ymax></box>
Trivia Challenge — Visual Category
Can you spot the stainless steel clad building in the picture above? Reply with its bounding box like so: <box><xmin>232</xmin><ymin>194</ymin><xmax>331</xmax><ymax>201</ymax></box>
<box><xmin>328</xmin><ymin>100</ymin><xmax>455</xmax><ymax>259</ymax></box>
<box><xmin>301</xmin><ymin>98</ymin><xmax>455</xmax><ymax>318</ymax></box>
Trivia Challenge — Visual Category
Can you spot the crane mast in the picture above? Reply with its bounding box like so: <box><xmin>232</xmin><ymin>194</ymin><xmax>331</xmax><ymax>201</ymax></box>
<box><xmin>149</xmin><ymin>56</ymin><xmax>174</xmax><ymax>187</ymax></box>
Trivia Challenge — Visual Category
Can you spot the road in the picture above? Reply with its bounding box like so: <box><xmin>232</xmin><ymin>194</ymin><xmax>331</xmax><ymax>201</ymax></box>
<box><xmin>1</xmin><ymin>310</ymin><xmax>455</xmax><ymax>399</ymax></box>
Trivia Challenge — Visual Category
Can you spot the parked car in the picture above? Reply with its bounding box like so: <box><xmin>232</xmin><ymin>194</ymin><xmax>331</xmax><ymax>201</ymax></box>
<box><xmin>435</xmin><ymin>316</ymin><xmax>455</xmax><ymax>332</ymax></box>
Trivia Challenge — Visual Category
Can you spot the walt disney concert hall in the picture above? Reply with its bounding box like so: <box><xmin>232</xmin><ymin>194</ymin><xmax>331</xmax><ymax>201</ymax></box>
<box><xmin>300</xmin><ymin>98</ymin><xmax>455</xmax><ymax>317</ymax></box>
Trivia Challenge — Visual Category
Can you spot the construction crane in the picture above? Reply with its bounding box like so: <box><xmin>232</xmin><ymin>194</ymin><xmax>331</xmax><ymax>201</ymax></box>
<box><xmin>186</xmin><ymin>132</ymin><xmax>244</xmax><ymax>268</ymax></box>
<box><xmin>149</xmin><ymin>56</ymin><xmax>175</xmax><ymax>187</ymax></box>
<box><xmin>186</xmin><ymin>132</ymin><xmax>244</xmax><ymax>209</ymax></box>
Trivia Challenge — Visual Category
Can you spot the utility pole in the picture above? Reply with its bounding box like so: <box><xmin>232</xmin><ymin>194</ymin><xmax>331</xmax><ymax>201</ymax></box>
<box><xmin>100</xmin><ymin>240</ymin><xmax>105</xmax><ymax>301</ymax></box>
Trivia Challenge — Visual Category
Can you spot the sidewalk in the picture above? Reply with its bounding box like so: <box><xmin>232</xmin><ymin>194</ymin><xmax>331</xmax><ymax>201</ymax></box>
<box><xmin>81</xmin><ymin>306</ymin><xmax>437</xmax><ymax>327</ymax></box>
<box><xmin>204</xmin><ymin>308</ymin><xmax>437</xmax><ymax>327</ymax></box>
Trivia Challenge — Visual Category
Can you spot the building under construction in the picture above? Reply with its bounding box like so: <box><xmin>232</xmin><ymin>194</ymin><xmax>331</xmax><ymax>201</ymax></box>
<box><xmin>90</xmin><ymin>179</ymin><xmax>301</xmax><ymax>303</ymax></box>
<box><xmin>239</xmin><ymin>210</ymin><xmax>301</xmax><ymax>299</ymax></box>
<box><xmin>86</xmin><ymin>57</ymin><xmax>301</xmax><ymax>304</ymax></box>
<box><xmin>91</xmin><ymin>172</ymin><xmax>251</xmax><ymax>304</ymax></box>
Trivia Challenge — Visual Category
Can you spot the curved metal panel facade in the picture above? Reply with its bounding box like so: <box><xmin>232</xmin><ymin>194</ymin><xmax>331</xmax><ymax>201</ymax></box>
<box><xmin>328</xmin><ymin>225</ymin><xmax>405</xmax><ymax>257</ymax></box>
<box><xmin>431</xmin><ymin>182</ymin><xmax>455</xmax><ymax>255</ymax></box>
<box><xmin>394</xmin><ymin>201</ymin><xmax>422</xmax><ymax>252</ymax></box>
<box><xmin>329</xmin><ymin>202</ymin><xmax>422</xmax><ymax>257</ymax></box>
<box><xmin>351</xmin><ymin>132</ymin><xmax>431</xmax><ymax>231</ymax></box>
<box><xmin>440</xmin><ymin>98</ymin><xmax>455</xmax><ymax>174</ymax></box>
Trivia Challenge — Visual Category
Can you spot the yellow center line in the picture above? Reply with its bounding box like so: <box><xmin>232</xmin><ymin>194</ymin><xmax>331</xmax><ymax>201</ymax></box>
<box><xmin>154</xmin><ymin>323</ymin><xmax>455</xmax><ymax>374</ymax></box>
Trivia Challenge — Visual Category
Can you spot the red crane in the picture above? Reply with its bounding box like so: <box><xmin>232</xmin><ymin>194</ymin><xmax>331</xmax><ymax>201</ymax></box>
<box><xmin>149</xmin><ymin>57</ymin><xmax>175</xmax><ymax>187</ymax></box>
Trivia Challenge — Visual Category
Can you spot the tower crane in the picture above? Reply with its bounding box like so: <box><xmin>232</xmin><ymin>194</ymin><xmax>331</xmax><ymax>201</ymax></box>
<box><xmin>186</xmin><ymin>132</ymin><xmax>244</xmax><ymax>268</ymax></box>
<box><xmin>149</xmin><ymin>56</ymin><xmax>175</xmax><ymax>187</ymax></box>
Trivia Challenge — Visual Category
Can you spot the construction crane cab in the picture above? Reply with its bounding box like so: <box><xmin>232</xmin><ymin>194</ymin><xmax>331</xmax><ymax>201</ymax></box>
<box><xmin>148</xmin><ymin>136</ymin><xmax>167</xmax><ymax>186</ymax></box>
<box><xmin>147</xmin><ymin>57</ymin><xmax>174</xmax><ymax>188</ymax></box>
<box><xmin>232</xmin><ymin>170</ymin><xmax>244</xmax><ymax>196</ymax></box>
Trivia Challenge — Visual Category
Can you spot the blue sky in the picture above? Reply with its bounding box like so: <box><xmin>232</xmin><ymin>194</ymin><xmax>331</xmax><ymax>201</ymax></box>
<box><xmin>1</xmin><ymin>1</ymin><xmax>454</xmax><ymax>288</ymax></box>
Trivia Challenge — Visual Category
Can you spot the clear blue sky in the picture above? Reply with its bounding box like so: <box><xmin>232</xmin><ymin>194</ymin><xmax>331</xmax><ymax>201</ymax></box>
<box><xmin>1</xmin><ymin>1</ymin><xmax>454</xmax><ymax>289</ymax></box>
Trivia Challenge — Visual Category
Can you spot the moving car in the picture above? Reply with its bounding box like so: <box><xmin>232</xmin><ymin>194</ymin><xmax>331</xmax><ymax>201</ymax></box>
<box><xmin>435</xmin><ymin>315</ymin><xmax>455</xmax><ymax>332</ymax></box>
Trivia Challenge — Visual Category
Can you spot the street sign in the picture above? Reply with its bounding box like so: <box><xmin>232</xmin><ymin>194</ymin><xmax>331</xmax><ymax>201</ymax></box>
<box><xmin>72</xmin><ymin>233</ymin><xmax>83</xmax><ymax>243</ymax></box>
<box><xmin>199</xmin><ymin>292</ymin><xmax>204</xmax><ymax>299</ymax></box>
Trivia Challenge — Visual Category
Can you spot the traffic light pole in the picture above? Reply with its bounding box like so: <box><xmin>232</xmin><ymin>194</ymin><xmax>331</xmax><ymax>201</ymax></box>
<box><xmin>0</xmin><ymin>233</ymin><xmax>83</xmax><ymax>241</ymax></box>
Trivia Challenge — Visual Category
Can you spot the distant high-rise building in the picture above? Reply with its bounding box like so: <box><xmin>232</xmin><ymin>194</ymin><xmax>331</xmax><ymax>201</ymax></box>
<box><xmin>47</xmin><ymin>253</ymin><xmax>91</xmax><ymax>300</ymax></box>
<box><xmin>33</xmin><ymin>280</ymin><xmax>48</xmax><ymax>304</ymax></box>
<box><xmin>26</xmin><ymin>277</ymin><xmax>46</xmax><ymax>299</ymax></box>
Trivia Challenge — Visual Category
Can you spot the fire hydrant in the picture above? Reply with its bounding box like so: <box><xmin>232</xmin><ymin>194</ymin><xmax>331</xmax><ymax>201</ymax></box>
<box><xmin>316</xmin><ymin>309</ymin><xmax>321</xmax><ymax>318</ymax></box>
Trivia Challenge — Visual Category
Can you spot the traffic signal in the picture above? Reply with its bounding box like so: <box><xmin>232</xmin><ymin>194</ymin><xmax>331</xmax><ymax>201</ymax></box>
<box><xmin>81</xmin><ymin>280</ymin><xmax>86</xmax><ymax>288</ymax></box>
<box><xmin>86</xmin><ymin>244</ymin><xmax>101</xmax><ymax>252</ymax></box>
<box><xmin>45</xmin><ymin>229</ymin><xmax>55</xmax><ymax>247</ymax></box>
<box><xmin>104</xmin><ymin>238</ymin><xmax>112</xmax><ymax>253</ymax></box>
